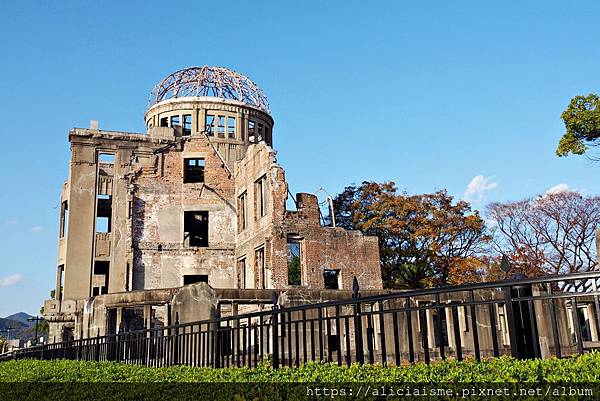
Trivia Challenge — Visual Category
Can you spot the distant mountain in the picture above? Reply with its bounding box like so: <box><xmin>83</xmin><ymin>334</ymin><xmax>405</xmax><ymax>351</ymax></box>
<box><xmin>4</xmin><ymin>312</ymin><xmax>34</xmax><ymax>326</ymax></box>
<box><xmin>0</xmin><ymin>314</ymin><xmax>36</xmax><ymax>341</ymax></box>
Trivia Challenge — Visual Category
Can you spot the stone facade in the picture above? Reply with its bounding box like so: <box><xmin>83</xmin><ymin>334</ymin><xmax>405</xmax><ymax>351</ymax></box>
<box><xmin>44</xmin><ymin>67</ymin><xmax>382</xmax><ymax>341</ymax></box>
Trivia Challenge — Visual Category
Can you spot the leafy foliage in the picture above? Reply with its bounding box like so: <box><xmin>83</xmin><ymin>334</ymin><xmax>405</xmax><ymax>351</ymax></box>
<box><xmin>1</xmin><ymin>353</ymin><xmax>600</xmax><ymax>382</ymax></box>
<box><xmin>556</xmin><ymin>94</ymin><xmax>600</xmax><ymax>157</ymax></box>
<box><xmin>332</xmin><ymin>181</ymin><xmax>489</xmax><ymax>288</ymax></box>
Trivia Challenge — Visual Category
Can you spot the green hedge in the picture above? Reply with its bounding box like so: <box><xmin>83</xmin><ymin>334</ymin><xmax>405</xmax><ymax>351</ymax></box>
<box><xmin>1</xmin><ymin>353</ymin><xmax>600</xmax><ymax>382</ymax></box>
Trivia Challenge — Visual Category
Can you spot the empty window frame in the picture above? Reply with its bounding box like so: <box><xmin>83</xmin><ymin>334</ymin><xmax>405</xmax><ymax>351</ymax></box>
<box><xmin>59</xmin><ymin>200</ymin><xmax>69</xmax><ymax>238</ymax></box>
<box><xmin>217</xmin><ymin>115</ymin><xmax>225</xmax><ymax>137</ymax></box>
<box><xmin>96</xmin><ymin>194</ymin><xmax>112</xmax><ymax>233</ymax></box>
<box><xmin>184</xmin><ymin>211</ymin><xmax>209</xmax><ymax>247</ymax></box>
<box><xmin>257</xmin><ymin>123</ymin><xmax>264</xmax><ymax>142</ymax></box>
<box><xmin>205</xmin><ymin>114</ymin><xmax>215</xmax><ymax>135</ymax></box>
<box><xmin>160</xmin><ymin>117</ymin><xmax>169</xmax><ymax>127</ymax></box>
<box><xmin>182</xmin><ymin>114</ymin><xmax>192</xmax><ymax>136</ymax></box>
<box><xmin>237</xmin><ymin>257</ymin><xmax>247</xmax><ymax>288</ymax></box>
<box><xmin>432</xmin><ymin>309</ymin><xmax>450</xmax><ymax>347</ymax></box>
<box><xmin>323</xmin><ymin>269</ymin><xmax>340</xmax><ymax>290</ymax></box>
<box><xmin>227</xmin><ymin>116</ymin><xmax>236</xmax><ymax>139</ymax></box>
<box><xmin>238</xmin><ymin>192</ymin><xmax>247</xmax><ymax>231</ymax></box>
<box><xmin>287</xmin><ymin>237</ymin><xmax>302</xmax><ymax>286</ymax></box>
<box><xmin>328</xmin><ymin>334</ymin><xmax>340</xmax><ymax>353</ymax></box>
<box><xmin>98</xmin><ymin>153</ymin><xmax>115</xmax><ymax>164</ymax></box>
<box><xmin>92</xmin><ymin>261</ymin><xmax>109</xmax><ymax>296</ymax></box>
<box><xmin>56</xmin><ymin>265</ymin><xmax>64</xmax><ymax>301</ymax></box>
<box><xmin>248</xmin><ymin>120</ymin><xmax>255</xmax><ymax>143</ymax></box>
<box><xmin>255</xmin><ymin>175</ymin><xmax>267</xmax><ymax>218</ymax></box>
<box><xmin>183</xmin><ymin>275</ymin><xmax>208</xmax><ymax>285</ymax></box>
<box><xmin>170</xmin><ymin>115</ymin><xmax>180</xmax><ymax>127</ymax></box>
<box><xmin>256</xmin><ymin>246</ymin><xmax>265</xmax><ymax>289</ymax></box>
<box><xmin>184</xmin><ymin>158</ymin><xmax>205</xmax><ymax>183</ymax></box>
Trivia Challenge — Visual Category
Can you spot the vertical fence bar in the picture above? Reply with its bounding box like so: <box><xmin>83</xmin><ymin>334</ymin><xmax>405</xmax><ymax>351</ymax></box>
<box><xmin>470</xmin><ymin>290</ymin><xmax>481</xmax><ymax>361</ymax></box>
<box><xmin>571</xmin><ymin>297</ymin><xmax>585</xmax><ymax>355</ymax></box>
<box><xmin>546</xmin><ymin>284</ymin><xmax>561</xmax><ymax>358</ymax></box>
<box><xmin>503</xmin><ymin>284</ymin><xmax>519</xmax><ymax>358</ymax></box>
<box><xmin>392</xmin><ymin>310</ymin><xmax>400</xmax><ymax>366</ymax></box>
<box><xmin>405</xmin><ymin>298</ymin><xmax>414</xmax><ymax>363</ymax></box>
<box><xmin>272</xmin><ymin>306</ymin><xmax>280</xmax><ymax>369</ymax></box>
<box><xmin>335</xmin><ymin>305</ymin><xmax>342</xmax><ymax>366</ymax></box>
<box><xmin>378</xmin><ymin>300</ymin><xmax>387</xmax><ymax>366</ymax></box>
<box><xmin>488</xmin><ymin>303</ymin><xmax>499</xmax><ymax>357</ymax></box>
<box><xmin>435</xmin><ymin>294</ymin><xmax>445</xmax><ymax>360</ymax></box>
<box><xmin>451</xmin><ymin>305</ymin><xmax>463</xmax><ymax>361</ymax></box>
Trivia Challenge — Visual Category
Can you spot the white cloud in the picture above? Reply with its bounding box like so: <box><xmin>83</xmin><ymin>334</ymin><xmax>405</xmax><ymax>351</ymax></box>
<box><xmin>0</xmin><ymin>274</ymin><xmax>22</xmax><ymax>288</ymax></box>
<box><xmin>30</xmin><ymin>226</ymin><xmax>43</xmax><ymax>233</ymax></box>
<box><xmin>463</xmin><ymin>175</ymin><xmax>498</xmax><ymax>203</ymax></box>
<box><xmin>4</xmin><ymin>219</ymin><xmax>17</xmax><ymax>225</ymax></box>
<box><xmin>545</xmin><ymin>183</ymin><xmax>573</xmax><ymax>195</ymax></box>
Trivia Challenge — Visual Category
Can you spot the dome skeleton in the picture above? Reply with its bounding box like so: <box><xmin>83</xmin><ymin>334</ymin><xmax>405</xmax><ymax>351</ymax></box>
<box><xmin>148</xmin><ymin>66</ymin><xmax>270</xmax><ymax>114</ymax></box>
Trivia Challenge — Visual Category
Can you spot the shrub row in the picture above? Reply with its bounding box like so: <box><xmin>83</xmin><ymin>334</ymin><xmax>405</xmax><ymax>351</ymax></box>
<box><xmin>1</xmin><ymin>353</ymin><xmax>599</xmax><ymax>383</ymax></box>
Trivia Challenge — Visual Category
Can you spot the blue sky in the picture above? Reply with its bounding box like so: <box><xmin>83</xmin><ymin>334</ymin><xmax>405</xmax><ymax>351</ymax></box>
<box><xmin>1</xmin><ymin>1</ymin><xmax>599</xmax><ymax>316</ymax></box>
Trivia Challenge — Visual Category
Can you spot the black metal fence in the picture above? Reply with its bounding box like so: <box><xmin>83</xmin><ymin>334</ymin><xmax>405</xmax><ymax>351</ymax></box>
<box><xmin>2</xmin><ymin>271</ymin><xmax>600</xmax><ymax>367</ymax></box>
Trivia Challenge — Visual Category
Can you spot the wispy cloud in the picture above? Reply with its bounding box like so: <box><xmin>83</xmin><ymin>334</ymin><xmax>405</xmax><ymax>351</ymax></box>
<box><xmin>0</xmin><ymin>274</ymin><xmax>22</xmax><ymax>288</ymax></box>
<box><xmin>4</xmin><ymin>219</ymin><xmax>17</xmax><ymax>225</ymax></box>
<box><xmin>545</xmin><ymin>183</ymin><xmax>575</xmax><ymax>195</ymax></box>
<box><xmin>463</xmin><ymin>175</ymin><xmax>498</xmax><ymax>203</ymax></box>
<box><xmin>30</xmin><ymin>226</ymin><xmax>43</xmax><ymax>233</ymax></box>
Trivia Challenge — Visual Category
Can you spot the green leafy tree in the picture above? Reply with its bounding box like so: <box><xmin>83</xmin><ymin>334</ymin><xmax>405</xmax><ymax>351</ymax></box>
<box><xmin>556</xmin><ymin>94</ymin><xmax>600</xmax><ymax>157</ymax></box>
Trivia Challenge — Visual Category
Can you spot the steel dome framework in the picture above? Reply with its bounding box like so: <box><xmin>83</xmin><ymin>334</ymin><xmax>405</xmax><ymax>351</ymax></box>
<box><xmin>148</xmin><ymin>66</ymin><xmax>270</xmax><ymax>113</ymax></box>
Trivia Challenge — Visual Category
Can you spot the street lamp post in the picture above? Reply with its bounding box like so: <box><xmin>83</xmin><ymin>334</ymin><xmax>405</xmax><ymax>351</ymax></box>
<box><xmin>27</xmin><ymin>316</ymin><xmax>45</xmax><ymax>345</ymax></box>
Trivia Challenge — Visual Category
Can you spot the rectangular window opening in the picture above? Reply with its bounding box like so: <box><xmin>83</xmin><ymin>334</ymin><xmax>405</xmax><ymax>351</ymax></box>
<box><xmin>184</xmin><ymin>211</ymin><xmax>209</xmax><ymax>247</ymax></box>
<box><xmin>287</xmin><ymin>237</ymin><xmax>302</xmax><ymax>286</ymax></box>
<box><xmin>217</xmin><ymin>115</ymin><xmax>225</xmax><ymax>137</ymax></box>
<box><xmin>160</xmin><ymin>117</ymin><xmax>169</xmax><ymax>127</ymax></box>
<box><xmin>238</xmin><ymin>258</ymin><xmax>247</xmax><ymax>289</ymax></box>
<box><xmin>433</xmin><ymin>309</ymin><xmax>450</xmax><ymax>347</ymax></box>
<box><xmin>183</xmin><ymin>114</ymin><xmax>192</xmax><ymax>136</ymax></box>
<box><xmin>98</xmin><ymin>153</ymin><xmax>115</xmax><ymax>164</ymax></box>
<box><xmin>57</xmin><ymin>265</ymin><xmax>64</xmax><ymax>301</ymax></box>
<box><xmin>205</xmin><ymin>114</ymin><xmax>215</xmax><ymax>135</ymax></box>
<box><xmin>170</xmin><ymin>115</ymin><xmax>180</xmax><ymax>127</ymax></box>
<box><xmin>256</xmin><ymin>247</ymin><xmax>265</xmax><ymax>289</ymax></box>
<box><xmin>96</xmin><ymin>194</ymin><xmax>112</xmax><ymax>233</ymax></box>
<box><xmin>328</xmin><ymin>334</ymin><xmax>340</xmax><ymax>353</ymax></box>
<box><xmin>184</xmin><ymin>158</ymin><xmax>205</xmax><ymax>183</ymax></box>
<box><xmin>248</xmin><ymin>120</ymin><xmax>255</xmax><ymax>143</ymax></box>
<box><xmin>323</xmin><ymin>269</ymin><xmax>340</xmax><ymax>290</ymax></box>
<box><xmin>238</xmin><ymin>192</ymin><xmax>247</xmax><ymax>231</ymax></box>
<box><xmin>227</xmin><ymin>116</ymin><xmax>236</xmax><ymax>139</ymax></box>
<box><xmin>59</xmin><ymin>200</ymin><xmax>69</xmax><ymax>238</ymax></box>
<box><xmin>93</xmin><ymin>261</ymin><xmax>109</xmax><ymax>296</ymax></box>
<box><xmin>255</xmin><ymin>175</ymin><xmax>266</xmax><ymax>218</ymax></box>
<box><xmin>257</xmin><ymin>123</ymin><xmax>264</xmax><ymax>142</ymax></box>
<box><xmin>183</xmin><ymin>275</ymin><xmax>208</xmax><ymax>285</ymax></box>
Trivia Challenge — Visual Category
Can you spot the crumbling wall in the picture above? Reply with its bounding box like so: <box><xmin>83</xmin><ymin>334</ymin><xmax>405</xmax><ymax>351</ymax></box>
<box><xmin>132</xmin><ymin>134</ymin><xmax>237</xmax><ymax>290</ymax></box>
<box><xmin>234</xmin><ymin>143</ymin><xmax>382</xmax><ymax>291</ymax></box>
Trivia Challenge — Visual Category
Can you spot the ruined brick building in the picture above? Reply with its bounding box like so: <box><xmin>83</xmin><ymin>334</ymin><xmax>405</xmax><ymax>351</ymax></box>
<box><xmin>44</xmin><ymin>66</ymin><xmax>382</xmax><ymax>340</ymax></box>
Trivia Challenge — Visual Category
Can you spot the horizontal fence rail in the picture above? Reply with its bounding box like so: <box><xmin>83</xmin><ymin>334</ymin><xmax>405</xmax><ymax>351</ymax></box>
<box><xmin>2</xmin><ymin>271</ymin><xmax>600</xmax><ymax>367</ymax></box>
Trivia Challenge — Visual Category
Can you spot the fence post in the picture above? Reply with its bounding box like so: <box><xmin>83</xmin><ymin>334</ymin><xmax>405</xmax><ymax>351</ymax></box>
<box><xmin>352</xmin><ymin>277</ymin><xmax>364</xmax><ymax>364</ymax></box>
<box><xmin>95</xmin><ymin>328</ymin><xmax>100</xmax><ymax>362</ymax></box>
<box><xmin>174</xmin><ymin>312</ymin><xmax>180</xmax><ymax>365</ymax></box>
<box><xmin>213</xmin><ymin>309</ymin><xmax>221</xmax><ymax>368</ymax></box>
<box><xmin>271</xmin><ymin>292</ymin><xmax>280</xmax><ymax>369</ymax></box>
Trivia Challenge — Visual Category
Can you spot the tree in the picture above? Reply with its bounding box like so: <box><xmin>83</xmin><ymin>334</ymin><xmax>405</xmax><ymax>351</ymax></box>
<box><xmin>556</xmin><ymin>94</ymin><xmax>600</xmax><ymax>157</ymax></box>
<box><xmin>487</xmin><ymin>190</ymin><xmax>600</xmax><ymax>288</ymax></box>
<box><xmin>0</xmin><ymin>336</ymin><xmax>7</xmax><ymax>354</ymax></box>
<box><xmin>332</xmin><ymin>181</ymin><xmax>490</xmax><ymax>288</ymax></box>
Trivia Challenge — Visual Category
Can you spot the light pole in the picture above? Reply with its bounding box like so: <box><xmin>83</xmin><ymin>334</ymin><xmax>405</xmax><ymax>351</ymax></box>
<box><xmin>27</xmin><ymin>316</ymin><xmax>45</xmax><ymax>345</ymax></box>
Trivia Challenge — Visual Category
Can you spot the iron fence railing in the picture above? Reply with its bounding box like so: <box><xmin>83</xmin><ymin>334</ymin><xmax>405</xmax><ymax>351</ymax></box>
<box><xmin>2</xmin><ymin>271</ymin><xmax>600</xmax><ymax>367</ymax></box>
